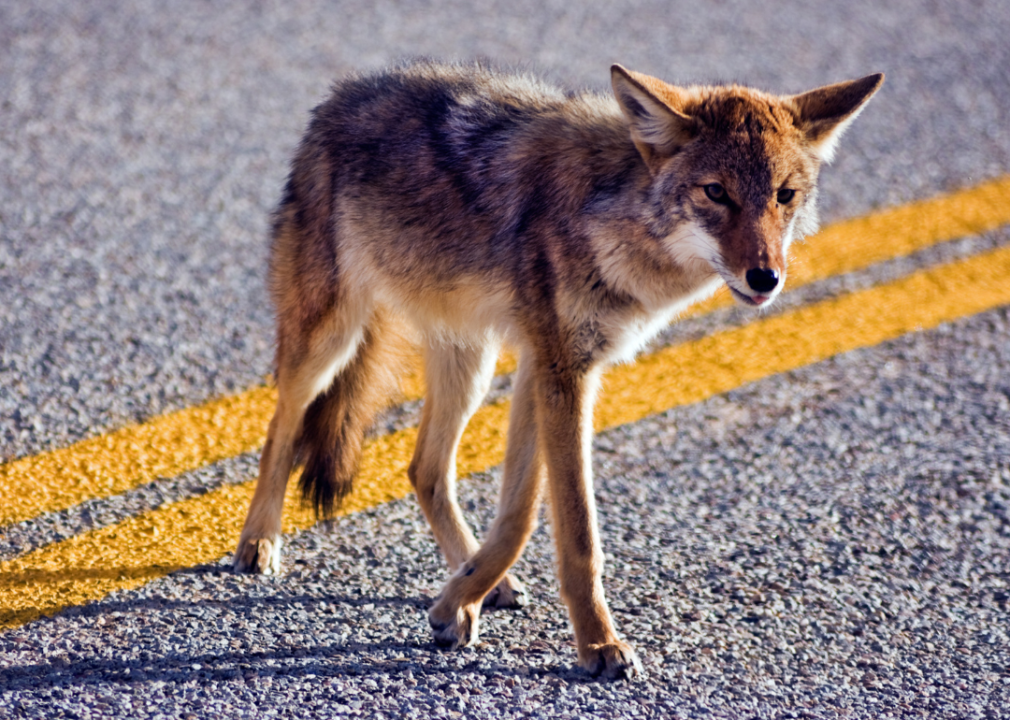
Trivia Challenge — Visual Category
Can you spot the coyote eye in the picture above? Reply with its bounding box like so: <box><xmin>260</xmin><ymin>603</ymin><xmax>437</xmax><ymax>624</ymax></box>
<box><xmin>777</xmin><ymin>188</ymin><xmax>796</xmax><ymax>204</ymax></box>
<box><xmin>703</xmin><ymin>183</ymin><xmax>728</xmax><ymax>204</ymax></box>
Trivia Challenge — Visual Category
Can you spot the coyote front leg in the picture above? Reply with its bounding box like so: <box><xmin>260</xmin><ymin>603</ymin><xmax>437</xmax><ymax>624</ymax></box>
<box><xmin>408</xmin><ymin>341</ymin><xmax>494</xmax><ymax>570</ymax></box>
<box><xmin>409</xmin><ymin>341</ymin><xmax>527</xmax><ymax>615</ymax></box>
<box><xmin>537</xmin><ymin>365</ymin><xmax>642</xmax><ymax>679</ymax></box>
<box><xmin>428</xmin><ymin>354</ymin><xmax>546</xmax><ymax>647</ymax></box>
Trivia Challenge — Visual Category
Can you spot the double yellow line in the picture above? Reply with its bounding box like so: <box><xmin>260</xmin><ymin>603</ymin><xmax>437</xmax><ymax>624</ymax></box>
<box><xmin>2</xmin><ymin>176</ymin><xmax>1010</xmax><ymax>630</ymax></box>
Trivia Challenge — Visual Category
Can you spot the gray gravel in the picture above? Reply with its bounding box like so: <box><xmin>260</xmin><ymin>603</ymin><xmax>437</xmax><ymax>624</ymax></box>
<box><xmin>3</xmin><ymin>1</ymin><xmax>1010</xmax><ymax>718</ymax></box>
<box><xmin>3</xmin><ymin>0</ymin><xmax>1010</xmax><ymax>461</ymax></box>
<box><xmin>1</xmin><ymin>307</ymin><xmax>1008</xmax><ymax>718</ymax></box>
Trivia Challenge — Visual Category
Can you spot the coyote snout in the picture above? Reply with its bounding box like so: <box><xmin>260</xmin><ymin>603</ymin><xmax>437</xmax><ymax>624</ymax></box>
<box><xmin>234</xmin><ymin>59</ymin><xmax>882</xmax><ymax>679</ymax></box>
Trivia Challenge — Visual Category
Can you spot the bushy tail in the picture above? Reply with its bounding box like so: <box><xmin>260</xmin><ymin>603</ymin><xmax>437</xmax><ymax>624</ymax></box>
<box><xmin>295</xmin><ymin>309</ymin><xmax>413</xmax><ymax>518</ymax></box>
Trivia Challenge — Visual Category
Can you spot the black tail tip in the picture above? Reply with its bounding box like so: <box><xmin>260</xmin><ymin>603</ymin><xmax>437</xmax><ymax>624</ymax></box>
<box><xmin>298</xmin><ymin>453</ymin><xmax>354</xmax><ymax>520</ymax></box>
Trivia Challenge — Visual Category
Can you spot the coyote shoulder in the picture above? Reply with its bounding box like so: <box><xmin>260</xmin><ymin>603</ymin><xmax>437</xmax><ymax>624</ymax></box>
<box><xmin>234</xmin><ymin>59</ymin><xmax>882</xmax><ymax>679</ymax></box>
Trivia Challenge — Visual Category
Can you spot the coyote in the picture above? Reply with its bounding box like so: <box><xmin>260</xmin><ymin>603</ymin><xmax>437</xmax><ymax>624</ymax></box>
<box><xmin>234</xmin><ymin>60</ymin><xmax>882</xmax><ymax>679</ymax></box>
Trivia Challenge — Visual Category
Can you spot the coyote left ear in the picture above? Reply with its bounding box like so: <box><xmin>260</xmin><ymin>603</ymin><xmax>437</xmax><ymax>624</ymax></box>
<box><xmin>611</xmin><ymin>64</ymin><xmax>696</xmax><ymax>172</ymax></box>
<box><xmin>790</xmin><ymin>73</ymin><xmax>884</xmax><ymax>163</ymax></box>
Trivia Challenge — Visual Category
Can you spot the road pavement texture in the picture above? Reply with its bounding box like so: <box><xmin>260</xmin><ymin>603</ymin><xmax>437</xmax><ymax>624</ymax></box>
<box><xmin>1</xmin><ymin>1</ymin><xmax>1009</xmax><ymax>718</ymax></box>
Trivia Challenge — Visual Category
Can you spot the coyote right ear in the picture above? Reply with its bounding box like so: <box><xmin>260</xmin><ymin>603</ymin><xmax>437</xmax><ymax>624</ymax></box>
<box><xmin>611</xmin><ymin>65</ymin><xmax>696</xmax><ymax>172</ymax></box>
<box><xmin>790</xmin><ymin>73</ymin><xmax>884</xmax><ymax>163</ymax></box>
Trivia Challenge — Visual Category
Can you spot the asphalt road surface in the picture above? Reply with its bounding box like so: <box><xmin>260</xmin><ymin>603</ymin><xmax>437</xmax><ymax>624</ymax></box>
<box><xmin>1</xmin><ymin>1</ymin><xmax>1009</xmax><ymax>718</ymax></box>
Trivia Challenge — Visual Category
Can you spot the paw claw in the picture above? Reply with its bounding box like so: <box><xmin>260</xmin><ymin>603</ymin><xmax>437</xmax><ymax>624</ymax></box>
<box><xmin>233</xmin><ymin>536</ymin><xmax>282</xmax><ymax>575</ymax></box>
<box><xmin>580</xmin><ymin>641</ymin><xmax>643</xmax><ymax>680</ymax></box>
<box><xmin>428</xmin><ymin>600</ymin><xmax>480</xmax><ymax>649</ymax></box>
<box><xmin>482</xmin><ymin>574</ymin><xmax>528</xmax><ymax>609</ymax></box>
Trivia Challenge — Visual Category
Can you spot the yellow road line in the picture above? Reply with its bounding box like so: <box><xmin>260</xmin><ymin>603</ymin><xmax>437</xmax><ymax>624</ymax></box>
<box><xmin>686</xmin><ymin>174</ymin><xmax>1010</xmax><ymax>316</ymax></box>
<box><xmin>2</xmin><ymin>175</ymin><xmax>1009</xmax><ymax>527</ymax></box>
<box><xmin>796</xmin><ymin>174</ymin><xmax>1010</xmax><ymax>284</ymax></box>
<box><xmin>0</xmin><ymin>354</ymin><xmax>509</xmax><ymax>529</ymax></box>
<box><xmin>4</xmin><ymin>244</ymin><xmax>1010</xmax><ymax>630</ymax></box>
<box><xmin>0</xmin><ymin>387</ymin><xmax>277</xmax><ymax>528</ymax></box>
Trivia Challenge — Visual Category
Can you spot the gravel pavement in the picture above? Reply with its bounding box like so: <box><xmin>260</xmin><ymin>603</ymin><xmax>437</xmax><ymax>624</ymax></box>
<box><xmin>2</xmin><ymin>307</ymin><xmax>1008</xmax><ymax>718</ymax></box>
<box><xmin>2</xmin><ymin>0</ymin><xmax>1009</xmax><ymax>460</ymax></box>
<box><xmin>2</xmin><ymin>1</ymin><xmax>1009</xmax><ymax>718</ymax></box>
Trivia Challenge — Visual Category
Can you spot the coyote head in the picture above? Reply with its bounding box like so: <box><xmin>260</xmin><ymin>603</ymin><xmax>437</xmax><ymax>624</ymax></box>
<box><xmin>611</xmin><ymin>65</ymin><xmax>883</xmax><ymax>308</ymax></box>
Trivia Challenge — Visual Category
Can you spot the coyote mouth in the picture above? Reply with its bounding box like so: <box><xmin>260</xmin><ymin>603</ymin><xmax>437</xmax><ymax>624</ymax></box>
<box><xmin>727</xmin><ymin>285</ymin><xmax>772</xmax><ymax>307</ymax></box>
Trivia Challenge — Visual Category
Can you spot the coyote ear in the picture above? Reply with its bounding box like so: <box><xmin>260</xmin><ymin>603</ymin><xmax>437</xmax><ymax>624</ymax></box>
<box><xmin>790</xmin><ymin>73</ymin><xmax>884</xmax><ymax>163</ymax></box>
<box><xmin>611</xmin><ymin>64</ymin><xmax>696</xmax><ymax>172</ymax></box>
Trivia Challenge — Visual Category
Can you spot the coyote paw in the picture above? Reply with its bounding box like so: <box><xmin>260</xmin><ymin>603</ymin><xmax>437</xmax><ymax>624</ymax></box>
<box><xmin>233</xmin><ymin>535</ymin><xmax>282</xmax><ymax>575</ymax></box>
<box><xmin>428</xmin><ymin>598</ymin><xmax>480</xmax><ymax>649</ymax></box>
<box><xmin>580</xmin><ymin>641</ymin><xmax>643</xmax><ymax>680</ymax></box>
<box><xmin>482</xmin><ymin>573</ymin><xmax>528</xmax><ymax>609</ymax></box>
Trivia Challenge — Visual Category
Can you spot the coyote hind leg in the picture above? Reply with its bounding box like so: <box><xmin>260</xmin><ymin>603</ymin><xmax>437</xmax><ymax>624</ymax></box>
<box><xmin>233</xmin><ymin>307</ymin><xmax>367</xmax><ymax>574</ymax></box>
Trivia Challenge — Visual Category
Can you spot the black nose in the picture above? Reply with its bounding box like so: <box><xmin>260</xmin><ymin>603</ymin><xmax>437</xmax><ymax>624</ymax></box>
<box><xmin>745</xmin><ymin>267</ymin><xmax>779</xmax><ymax>293</ymax></box>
